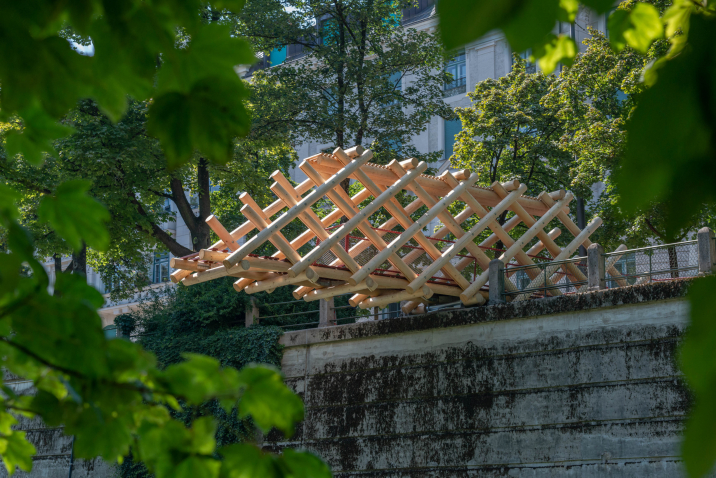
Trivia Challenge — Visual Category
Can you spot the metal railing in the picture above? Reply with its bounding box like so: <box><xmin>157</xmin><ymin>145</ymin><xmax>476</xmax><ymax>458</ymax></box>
<box><xmin>503</xmin><ymin>256</ymin><xmax>587</xmax><ymax>301</ymax></box>
<box><xmin>603</xmin><ymin>240</ymin><xmax>698</xmax><ymax>288</ymax></box>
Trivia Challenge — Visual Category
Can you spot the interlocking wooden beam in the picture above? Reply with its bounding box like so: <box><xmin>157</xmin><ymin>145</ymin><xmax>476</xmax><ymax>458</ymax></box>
<box><xmin>167</xmin><ymin>145</ymin><xmax>610</xmax><ymax>320</ymax></box>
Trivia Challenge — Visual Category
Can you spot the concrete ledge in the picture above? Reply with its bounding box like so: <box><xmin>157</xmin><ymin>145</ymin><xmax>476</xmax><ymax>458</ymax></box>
<box><xmin>279</xmin><ymin>278</ymin><xmax>694</xmax><ymax>348</ymax></box>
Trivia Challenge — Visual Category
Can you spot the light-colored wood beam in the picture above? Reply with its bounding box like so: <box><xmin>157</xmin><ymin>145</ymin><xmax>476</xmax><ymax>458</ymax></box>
<box><xmin>459</xmin><ymin>193</ymin><xmax>573</xmax><ymax>304</ymax></box>
<box><xmin>406</xmin><ymin>185</ymin><xmax>528</xmax><ymax>294</ymax></box>
<box><xmin>223</xmin><ymin>148</ymin><xmax>373</xmax><ymax>268</ymax></box>
<box><xmin>332</xmin><ymin>150</ymin><xmax>469</xmax><ymax>290</ymax></box>
<box><xmin>308</xmin><ymin>155</ymin><xmax>551</xmax><ymax>216</ymax></box>
<box><xmin>241</xmin><ymin>202</ymin><xmax>302</xmax><ymax>264</ymax></box>
<box><xmin>359</xmin><ymin>286</ymin><xmax>434</xmax><ymax>309</ymax></box>
<box><xmin>271</xmin><ymin>176</ymin><xmax>361</xmax><ymax>273</ymax></box>
<box><xmin>288</xmin><ymin>161</ymin><xmax>428</xmax><ymax>278</ymax></box>
<box><xmin>299</xmin><ymin>159</ymin><xmax>419</xmax><ymax>282</ymax></box>
<box><xmin>512</xmin><ymin>218</ymin><xmax>602</xmax><ymax>301</ymax></box>
<box><xmin>349</xmin><ymin>171</ymin><xmax>479</xmax><ymax>286</ymax></box>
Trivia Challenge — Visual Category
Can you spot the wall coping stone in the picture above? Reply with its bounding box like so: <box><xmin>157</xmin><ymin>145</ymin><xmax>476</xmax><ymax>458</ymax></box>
<box><xmin>279</xmin><ymin>277</ymin><xmax>696</xmax><ymax>348</ymax></box>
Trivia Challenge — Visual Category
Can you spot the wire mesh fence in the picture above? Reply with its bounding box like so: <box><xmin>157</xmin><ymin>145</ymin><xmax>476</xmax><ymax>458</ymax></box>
<box><xmin>503</xmin><ymin>256</ymin><xmax>587</xmax><ymax>301</ymax></box>
<box><xmin>603</xmin><ymin>240</ymin><xmax>698</xmax><ymax>288</ymax></box>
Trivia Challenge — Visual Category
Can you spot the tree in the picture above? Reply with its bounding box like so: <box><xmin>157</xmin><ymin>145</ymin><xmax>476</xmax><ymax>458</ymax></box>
<box><xmin>451</xmin><ymin>58</ymin><xmax>573</xmax><ymax>197</ymax></box>
<box><xmin>237</xmin><ymin>0</ymin><xmax>452</xmax><ymax>172</ymax></box>
<box><xmin>0</xmin><ymin>1</ymin><xmax>332</xmax><ymax>476</ymax></box>
<box><xmin>1</xmin><ymin>98</ymin><xmax>297</xmax><ymax>298</ymax></box>
<box><xmin>438</xmin><ymin>0</ymin><xmax>716</xmax><ymax>475</ymax></box>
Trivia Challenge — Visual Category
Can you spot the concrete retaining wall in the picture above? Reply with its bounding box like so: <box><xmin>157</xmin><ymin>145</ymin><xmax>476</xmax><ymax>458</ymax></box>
<box><xmin>270</xmin><ymin>280</ymin><xmax>702</xmax><ymax>477</ymax></box>
<box><xmin>1</xmin><ymin>375</ymin><xmax>114</xmax><ymax>478</ymax></box>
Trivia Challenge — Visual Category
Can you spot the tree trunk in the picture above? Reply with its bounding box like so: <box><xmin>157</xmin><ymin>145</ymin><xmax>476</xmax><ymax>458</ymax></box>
<box><xmin>668</xmin><ymin>245</ymin><xmax>679</xmax><ymax>278</ymax></box>
<box><xmin>53</xmin><ymin>254</ymin><xmax>62</xmax><ymax>296</ymax></box>
<box><xmin>72</xmin><ymin>244</ymin><xmax>87</xmax><ymax>278</ymax></box>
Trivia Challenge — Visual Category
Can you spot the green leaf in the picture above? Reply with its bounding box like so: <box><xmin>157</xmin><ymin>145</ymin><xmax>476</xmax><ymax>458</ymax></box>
<box><xmin>156</xmin><ymin>25</ymin><xmax>256</xmax><ymax>93</ymax></box>
<box><xmin>616</xmin><ymin>15</ymin><xmax>716</xmax><ymax>236</ymax></box>
<box><xmin>437</xmin><ymin>0</ymin><xmax>526</xmax><ymax>50</ymax></box>
<box><xmin>174</xmin><ymin>457</ymin><xmax>221</xmax><ymax>478</ymax></box>
<box><xmin>37</xmin><ymin>180</ymin><xmax>110</xmax><ymax>251</ymax></box>
<box><xmin>54</xmin><ymin>272</ymin><xmax>105</xmax><ymax>309</ymax></box>
<box><xmin>237</xmin><ymin>365</ymin><xmax>303</xmax><ymax>436</ymax></box>
<box><xmin>0</xmin><ymin>432</ymin><xmax>36</xmax><ymax>474</ymax></box>
<box><xmin>147</xmin><ymin>77</ymin><xmax>251</xmax><ymax>168</ymax></box>
<box><xmin>608</xmin><ymin>3</ymin><xmax>664</xmax><ymax>54</ymax></box>
<box><xmin>219</xmin><ymin>444</ymin><xmax>279</xmax><ymax>478</ymax></box>
<box><xmin>681</xmin><ymin>276</ymin><xmax>716</xmax><ymax>477</ymax></box>
<box><xmin>579</xmin><ymin>0</ymin><xmax>614</xmax><ymax>13</ymax></box>
<box><xmin>502</xmin><ymin>0</ymin><xmax>561</xmax><ymax>53</ymax></box>
<box><xmin>4</xmin><ymin>109</ymin><xmax>74</xmax><ymax>165</ymax></box>
<box><xmin>533</xmin><ymin>34</ymin><xmax>577</xmax><ymax>74</ymax></box>
<box><xmin>189</xmin><ymin>417</ymin><xmax>217</xmax><ymax>455</ymax></box>
<box><xmin>558</xmin><ymin>0</ymin><xmax>579</xmax><ymax>23</ymax></box>
<box><xmin>279</xmin><ymin>449</ymin><xmax>332</xmax><ymax>478</ymax></box>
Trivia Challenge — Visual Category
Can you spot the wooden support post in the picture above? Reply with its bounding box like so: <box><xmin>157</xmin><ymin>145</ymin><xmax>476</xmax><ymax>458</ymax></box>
<box><xmin>406</xmin><ymin>185</ymin><xmax>527</xmax><ymax>294</ymax></box>
<box><xmin>246</xmin><ymin>298</ymin><xmax>259</xmax><ymax>327</ymax></box>
<box><xmin>349</xmin><ymin>172</ymin><xmax>479</xmax><ymax>286</ymax></box>
<box><xmin>458</xmin><ymin>192</ymin><xmax>573</xmax><ymax>304</ymax></box>
<box><xmin>504</xmin><ymin>228</ymin><xmax>562</xmax><ymax>278</ymax></box>
<box><xmin>333</xmin><ymin>151</ymin><xmax>469</xmax><ymax>289</ymax></box>
<box><xmin>359</xmin><ymin>286</ymin><xmax>434</xmax><ymax>310</ymax></box>
<box><xmin>319</xmin><ymin>297</ymin><xmax>336</xmax><ymax>327</ymax></box>
<box><xmin>271</xmin><ymin>178</ymin><xmax>361</xmax><ymax>273</ymax></box>
<box><xmin>241</xmin><ymin>202</ymin><xmax>302</xmax><ymax>264</ymax></box>
<box><xmin>295</xmin><ymin>160</ymin><xmax>424</xmax><ymax>281</ymax></box>
<box><xmin>223</xmin><ymin>148</ymin><xmax>373</xmax><ymax>268</ymax></box>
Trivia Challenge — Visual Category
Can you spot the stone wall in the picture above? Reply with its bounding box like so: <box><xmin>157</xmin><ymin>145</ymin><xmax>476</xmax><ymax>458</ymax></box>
<box><xmin>270</xmin><ymin>280</ymin><xmax>702</xmax><ymax>477</ymax></box>
<box><xmin>1</xmin><ymin>375</ymin><xmax>114</xmax><ymax>478</ymax></box>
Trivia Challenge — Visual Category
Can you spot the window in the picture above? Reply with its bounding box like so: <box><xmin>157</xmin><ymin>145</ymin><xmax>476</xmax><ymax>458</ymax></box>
<box><xmin>153</xmin><ymin>252</ymin><xmax>170</xmax><ymax>283</ymax></box>
<box><xmin>514</xmin><ymin>49</ymin><xmax>536</xmax><ymax>74</ymax></box>
<box><xmin>270</xmin><ymin>47</ymin><xmax>286</xmax><ymax>66</ymax></box>
<box><xmin>444</xmin><ymin>50</ymin><xmax>466</xmax><ymax>96</ymax></box>
<box><xmin>384</xmin><ymin>71</ymin><xmax>402</xmax><ymax>106</ymax></box>
<box><xmin>402</xmin><ymin>0</ymin><xmax>435</xmax><ymax>21</ymax></box>
<box><xmin>103</xmin><ymin>325</ymin><xmax>117</xmax><ymax>339</ymax></box>
<box><xmin>444</xmin><ymin>117</ymin><xmax>462</xmax><ymax>159</ymax></box>
<box><xmin>163</xmin><ymin>198</ymin><xmax>172</xmax><ymax>212</ymax></box>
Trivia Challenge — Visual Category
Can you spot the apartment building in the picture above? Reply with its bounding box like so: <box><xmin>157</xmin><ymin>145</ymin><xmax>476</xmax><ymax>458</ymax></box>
<box><xmin>242</xmin><ymin>1</ymin><xmax>607</xmax><ymax>185</ymax></box>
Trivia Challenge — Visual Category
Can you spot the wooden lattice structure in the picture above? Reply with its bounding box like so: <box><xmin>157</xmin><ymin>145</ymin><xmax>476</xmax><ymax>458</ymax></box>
<box><xmin>169</xmin><ymin>146</ymin><xmax>626</xmax><ymax>313</ymax></box>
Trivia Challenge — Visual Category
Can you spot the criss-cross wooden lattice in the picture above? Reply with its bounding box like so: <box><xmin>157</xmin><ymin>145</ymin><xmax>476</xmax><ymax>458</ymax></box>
<box><xmin>169</xmin><ymin>146</ymin><xmax>626</xmax><ymax>313</ymax></box>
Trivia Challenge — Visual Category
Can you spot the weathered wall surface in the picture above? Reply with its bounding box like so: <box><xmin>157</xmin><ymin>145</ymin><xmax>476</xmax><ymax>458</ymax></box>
<box><xmin>1</xmin><ymin>375</ymin><xmax>115</xmax><ymax>478</ymax></box>
<box><xmin>271</xmin><ymin>280</ymin><xmax>703</xmax><ymax>477</ymax></box>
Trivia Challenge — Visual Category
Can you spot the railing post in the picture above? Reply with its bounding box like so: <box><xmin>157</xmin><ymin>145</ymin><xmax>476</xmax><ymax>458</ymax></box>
<box><xmin>587</xmin><ymin>243</ymin><xmax>606</xmax><ymax>291</ymax></box>
<box><xmin>488</xmin><ymin>259</ymin><xmax>505</xmax><ymax>305</ymax></box>
<box><xmin>245</xmin><ymin>297</ymin><xmax>259</xmax><ymax>327</ymax></box>
<box><xmin>697</xmin><ymin>227</ymin><xmax>716</xmax><ymax>274</ymax></box>
<box><xmin>319</xmin><ymin>297</ymin><xmax>335</xmax><ymax>327</ymax></box>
